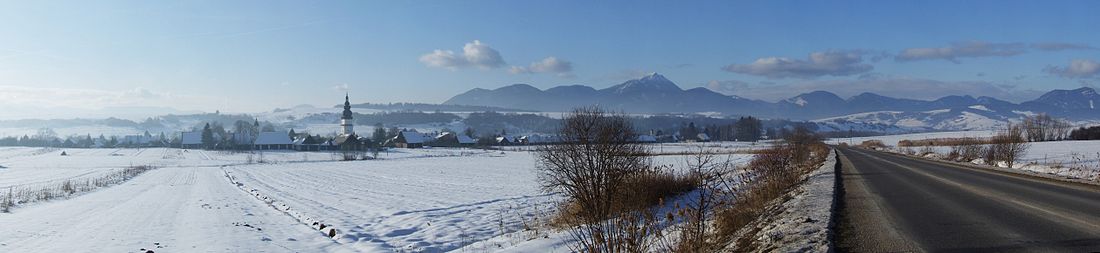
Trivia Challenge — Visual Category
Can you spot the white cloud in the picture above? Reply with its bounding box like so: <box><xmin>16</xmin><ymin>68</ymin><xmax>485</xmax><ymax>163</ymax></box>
<box><xmin>419</xmin><ymin>40</ymin><xmax>505</xmax><ymax>69</ymax></box>
<box><xmin>510</xmin><ymin>57</ymin><xmax>573</xmax><ymax>76</ymax></box>
<box><xmin>1044</xmin><ymin>59</ymin><xmax>1100</xmax><ymax>78</ymax></box>
<box><xmin>895</xmin><ymin>41</ymin><xmax>1026</xmax><ymax>62</ymax></box>
<box><xmin>722</xmin><ymin>51</ymin><xmax>873</xmax><ymax>79</ymax></box>
<box><xmin>331</xmin><ymin>83</ymin><xmax>350</xmax><ymax>91</ymax></box>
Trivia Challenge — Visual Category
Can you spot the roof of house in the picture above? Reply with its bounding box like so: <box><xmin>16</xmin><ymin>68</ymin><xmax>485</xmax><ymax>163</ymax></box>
<box><xmin>254</xmin><ymin>131</ymin><xmax>292</xmax><ymax>145</ymax></box>
<box><xmin>399</xmin><ymin>131</ymin><xmax>433</xmax><ymax>144</ymax></box>
<box><xmin>636</xmin><ymin>134</ymin><xmax>657</xmax><ymax>142</ymax></box>
<box><xmin>181</xmin><ymin>132</ymin><xmax>202</xmax><ymax>145</ymax></box>
<box><xmin>457</xmin><ymin>135</ymin><xmax>476</xmax><ymax>144</ymax></box>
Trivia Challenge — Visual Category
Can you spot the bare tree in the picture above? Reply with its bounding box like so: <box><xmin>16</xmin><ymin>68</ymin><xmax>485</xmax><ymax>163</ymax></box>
<box><xmin>1023</xmin><ymin>114</ymin><xmax>1073</xmax><ymax>142</ymax></box>
<box><xmin>536</xmin><ymin>106</ymin><xmax>654</xmax><ymax>252</ymax></box>
<box><xmin>990</xmin><ymin>123</ymin><xmax>1030</xmax><ymax>167</ymax></box>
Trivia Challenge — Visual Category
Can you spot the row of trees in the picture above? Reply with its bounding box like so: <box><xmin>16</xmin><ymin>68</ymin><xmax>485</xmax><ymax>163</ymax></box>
<box><xmin>909</xmin><ymin>123</ymin><xmax>1031</xmax><ymax>168</ymax></box>
<box><xmin>1021</xmin><ymin>114</ymin><xmax>1074</xmax><ymax>142</ymax></box>
<box><xmin>679</xmin><ymin>116</ymin><xmax>765</xmax><ymax>142</ymax></box>
<box><xmin>0</xmin><ymin>128</ymin><xmax>170</xmax><ymax>148</ymax></box>
<box><xmin>1068</xmin><ymin>126</ymin><xmax>1100</xmax><ymax>140</ymax></box>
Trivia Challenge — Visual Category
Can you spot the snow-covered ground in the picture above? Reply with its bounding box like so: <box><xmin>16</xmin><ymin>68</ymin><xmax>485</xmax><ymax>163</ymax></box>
<box><xmin>0</xmin><ymin>143</ymin><xmax>759</xmax><ymax>252</ymax></box>
<box><xmin>226</xmin><ymin>151</ymin><xmax>555</xmax><ymax>252</ymax></box>
<box><xmin>0</xmin><ymin>165</ymin><xmax>344</xmax><ymax>252</ymax></box>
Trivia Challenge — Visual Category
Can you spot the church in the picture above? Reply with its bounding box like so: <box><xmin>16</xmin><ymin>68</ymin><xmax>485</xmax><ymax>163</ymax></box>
<box><xmin>329</xmin><ymin>94</ymin><xmax>371</xmax><ymax>151</ymax></box>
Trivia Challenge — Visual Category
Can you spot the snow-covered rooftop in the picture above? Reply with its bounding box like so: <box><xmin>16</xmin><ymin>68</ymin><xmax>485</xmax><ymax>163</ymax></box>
<box><xmin>181</xmin><ymin>132</ymin><xmax>202</xmax><ymax>145</ymax></box>
<box><xmin>399</xmin><ymin>131</ymin><xmax>433</xmax><ymax>144</ymax></box>
<box><xmin>254</xmin><ymin>132</ymin><xmax>292</xmax><ymax>145</ymax></box>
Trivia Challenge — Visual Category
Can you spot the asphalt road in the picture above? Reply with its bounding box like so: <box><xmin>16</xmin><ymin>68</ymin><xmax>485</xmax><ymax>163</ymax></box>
<box><xmin>834</xmin><ymin>147</ymin><xmax>1100</xmax><ymax>252</ymax></box>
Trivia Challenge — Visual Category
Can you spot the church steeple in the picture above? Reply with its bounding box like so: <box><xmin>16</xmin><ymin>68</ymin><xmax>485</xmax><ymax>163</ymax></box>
<box><xmin>341</xmin><ymin>93</ymin><xmax>353</xmax><ymax>120</ymax></box>
<box><xmin>340</xmin><ymin>93</ymin><xmax>355</xmax><ymax>135</ymax></box>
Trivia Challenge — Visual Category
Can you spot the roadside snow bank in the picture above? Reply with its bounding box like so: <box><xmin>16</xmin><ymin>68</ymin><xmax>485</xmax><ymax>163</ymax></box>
<box><xmin>730</xmin><ymin>149</ymin><xmax>838</xmax><ymax>252</ymax></box>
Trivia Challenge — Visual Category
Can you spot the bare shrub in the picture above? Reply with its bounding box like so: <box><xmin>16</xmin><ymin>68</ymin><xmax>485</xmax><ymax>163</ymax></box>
<box><xmin>653</xmin><ymin>149</ymin><xmax>741</xmax><ymax>252</ymax></box>
<box><xmin>858</xmin><ymin>140</ymin><xmax>886</xmax><ymax>149</ymax></box>
<box><xmin>1</xmin><ymin>188</ymin><xmax>12</xmax><ymax>213</ymax></box>
<box><xmin>898</xmin><ymin>137</ymin><xmax>991</xmax><ymax>147</ymax></box>
<box><xmin>947</xmin><ymin>146</ymin><xmax>962</xmax><ymax>161</ymax></box>
<box><xmin>959</xmin><ymin>144</ymin><xmax>985</xmax><ymax>162</ymax></box>
<box><xmin>716</xmin><ymin>129</ymin><xmax>829</xmax><ymax>251</ymax></box>
<box><xmin>536</xmin><ymin>106</ymin><xmax>658</xmax><ymax>252</ymax></box>
<box><xmin>1022</xmin><ymin>114</ymin><xmax>1073</xmax><ymax>142</ymax></box>
<box><xmin>918</xmin><ymin>146</ymin><xmax>937</xmax><ymax>156</ymax></box>
<box><xmin>901</xmin><ymin>147</ymin><xmax>916</xmax><ymax>155</ymax></box>
<box><xmin>989</xmin><ymin>123</ymin><xmax>1030</xmax><ymax>168</ymax></box>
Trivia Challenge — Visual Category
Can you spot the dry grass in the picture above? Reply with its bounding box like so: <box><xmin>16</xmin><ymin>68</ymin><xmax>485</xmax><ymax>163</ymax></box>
<box><xmin>548</xmin><ymin>168</ymin><xmax>700</xmax><ymax>229</ymax></box>
<box><xmin>858</xmin><ymin>140</ymin><xmax>887</xmax><ymax>149</ymax></box>
<box><xmin>715</xmin><ymin>141</ymin><xmax>829</xmax><ymax>251</ymax></box>
<box><xmin>898</xmin><ymin>137</ymin><xmax>992</xmax><ymax>147</ymax></box>
<box><xmin>1</xmin><ymin>165</ymin><xmax>157</xmax><ymax>213</ymax></box>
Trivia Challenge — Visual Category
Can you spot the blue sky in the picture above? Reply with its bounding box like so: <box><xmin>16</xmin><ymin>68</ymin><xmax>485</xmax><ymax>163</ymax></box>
<box><xmin>1</xmin><ymin>0</ymin><xmax>1098</xmax><ymax>116</ymax></box>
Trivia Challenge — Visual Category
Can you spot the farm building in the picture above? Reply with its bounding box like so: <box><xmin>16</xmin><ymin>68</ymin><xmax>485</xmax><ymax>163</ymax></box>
<box><xmin>181</xmin><ymin>131</ymin><xmax>202</xmax><ymax>149</ymax></box>
<box><xmin>392</xmin><ymin>131</ymin><xmax>434</xmax><ymax>148</ymax></box>
<box><xmin>254</xmin><ymin>131</ymin><xmax>293</xmax><ymax>150</ymax></box>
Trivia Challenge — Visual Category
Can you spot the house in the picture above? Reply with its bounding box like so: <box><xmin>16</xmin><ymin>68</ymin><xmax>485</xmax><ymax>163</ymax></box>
<box><xmin>392</xmin><ymin>131</ymin><xmax>433</xmax><ymax>148</ymax></box>
<box><xmin>254</xmin><ymin>131</ymin><xmax>293</xmax><ymax>150</ymax></box>
<box><xmin>696</xmin><ymin>133</ymin><xmax>711</xmax><ymax>142</ymax></box>
<box><xmin>181</xmin><ymin>131</ymin><xmax>202</xmax><ymax>149</ymax></box>
<box><xmin>636</xmin><ymin>134</ymin><xmax>657</xmax><ymax>143</ymax></box>
<box><xmin>332</xmin><ymin>133</ymin><xmax>371</xmax><ymax>151</ymax></box>
<box><xmin>532</xmin><ymin>134</ymin><xmax>560</xmax><ymax>144</ymax></box>
<box><xmin>457</xmin><ymin>135</ymin><xmax>476</xmax><ymax>146</ymax></box>
<box><xmin>293</xmin><ymin>135</ymin><xmax>325</xmax><ymax>151</ymax></box>
<box><xmin>432</xmin><ymin>132</ymin><xmax>476</xmax><ymax>147</ymax></box>
<box><xmin>495</xmin><ymin>136</ymin><xmax>517</xmax><ymax>145</ymax></box>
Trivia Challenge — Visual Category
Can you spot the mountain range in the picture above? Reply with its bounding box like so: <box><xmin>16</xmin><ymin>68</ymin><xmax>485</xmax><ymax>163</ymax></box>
<box><xmin>444</xmin><ymin>73</ymin><xmax>1100</xmax><ymax>130</ymax></box>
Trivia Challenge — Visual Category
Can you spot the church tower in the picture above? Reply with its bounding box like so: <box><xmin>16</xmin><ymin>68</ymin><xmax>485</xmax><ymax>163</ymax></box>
<box><xmin>340</xmin><ymin>94</ymin><xmax>354</xmax><ymax>135</ymax></box>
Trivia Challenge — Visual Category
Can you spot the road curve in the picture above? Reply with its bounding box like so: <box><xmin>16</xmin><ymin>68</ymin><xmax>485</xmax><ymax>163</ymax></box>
<box><xmin>834</xmin><ymin>147</ymin><xmax>1100</xmax><ymax>252</ymax></box>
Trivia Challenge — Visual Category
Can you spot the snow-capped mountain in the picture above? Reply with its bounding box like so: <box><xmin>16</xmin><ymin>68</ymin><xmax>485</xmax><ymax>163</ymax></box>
<box><xmin>443</xmin><ymin>74</ymin><xmax>1100</xmax><ymax>130</ymax></box>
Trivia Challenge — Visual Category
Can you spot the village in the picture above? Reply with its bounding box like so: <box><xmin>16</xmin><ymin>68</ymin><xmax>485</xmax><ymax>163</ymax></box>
<box><xmin>1</xmin><ymin>94</ymin><xmax>749</xmax><ymax>153</ymax></box>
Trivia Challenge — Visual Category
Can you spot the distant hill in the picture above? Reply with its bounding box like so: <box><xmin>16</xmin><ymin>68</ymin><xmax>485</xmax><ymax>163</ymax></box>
<box><xmin>443</xmin><ymin>73</ymin><xmax>1100</xmax><ymax>130</ymax></box>
<box><xmin>340</xmin><ymin>102</ymin><xmax>532</xmax><ymax>112</ymax></box>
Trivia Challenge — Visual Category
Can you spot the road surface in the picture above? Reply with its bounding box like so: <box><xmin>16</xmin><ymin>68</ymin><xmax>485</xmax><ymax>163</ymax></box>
<box><xmin>835</xmin><ymin>147</ymin><xmax>1100</xmax><ymax>252</ymax></box>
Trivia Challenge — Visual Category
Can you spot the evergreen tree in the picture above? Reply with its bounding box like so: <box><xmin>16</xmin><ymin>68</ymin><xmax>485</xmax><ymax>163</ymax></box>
<box><xmin>682</xmin><ymin>122</ymin><xmax>699</xmax><ymax>140</ymax></box>
<box><xmin>372</xmin><ymin>125</ymin><xmax>387</xmax><ymax>146</ymax></box>
<box><xmin>201</xmin><ymin>123</ymin><xmax>214</xmax><ymax>149</ymax></box>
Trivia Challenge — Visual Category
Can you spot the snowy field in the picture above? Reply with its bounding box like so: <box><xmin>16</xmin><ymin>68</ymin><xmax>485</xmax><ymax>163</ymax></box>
<box><xmin>0</xmin><ymin>143</ymin><xmax>756</xmax><ymax>252</ymax></box>
<box><xmin>835</xmin><ymin>131</ymin><xmax>1100</xmax><ymax>181</ymax></box>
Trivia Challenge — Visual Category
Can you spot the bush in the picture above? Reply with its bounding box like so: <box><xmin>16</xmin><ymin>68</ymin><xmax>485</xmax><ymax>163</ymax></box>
<box><xmin>858</xmin><ymin>140</ymin><xmax>886</xmax><ymax>149</ymax></box>
<box><xmin>536</xmin><ymin>106</ymin><xmax>659</xmax><ymax>252</ymax></box>
<box><xmin>716</xmin><ymin>136</ymin><xmax>829</xmax><ymax>250</ymax></box>
<box><xmin>988</xmin><ymin>123</ymin><xmax>1029</xmax><ymax>167</ymax></box>
<box><xmin>897</xmin><ymin>137</ymin><xmax>991</xmax><ymax>147</ymax></box>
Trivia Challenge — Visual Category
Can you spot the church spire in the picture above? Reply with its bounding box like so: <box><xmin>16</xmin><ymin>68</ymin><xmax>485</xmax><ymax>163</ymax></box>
<box><xmin>341</xmin><ymin>93</ymin><xmax>353</xmax><ymax>120</ymax></box>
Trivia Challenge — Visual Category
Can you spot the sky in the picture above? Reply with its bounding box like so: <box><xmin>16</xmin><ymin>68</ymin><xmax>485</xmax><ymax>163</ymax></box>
<box><xmin>1</xmin><ymin>0</ymin><xmax>1099</xmax><ymax>119</ymax></box>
